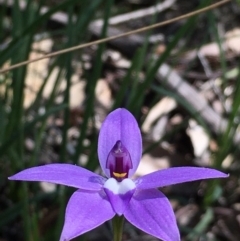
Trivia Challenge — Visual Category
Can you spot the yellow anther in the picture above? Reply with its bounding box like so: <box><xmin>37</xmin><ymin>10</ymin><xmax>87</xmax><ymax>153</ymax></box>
<box><xmin>113</xmin><ymin>172</ymin><xmax>127</xmax><ymax>178</ymax></box>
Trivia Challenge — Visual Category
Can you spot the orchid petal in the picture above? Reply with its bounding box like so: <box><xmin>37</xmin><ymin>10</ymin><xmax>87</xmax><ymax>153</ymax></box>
<box><xmin>98</xmin><ymin>108</ymin><xmax>142</xmax><ymax>177</ymax></box>
<box><xmin>60</xmin><ymin>190</ymin><xmax>115</xmax><ymax>241</ymax></box>
<box><xmin>9</xmin><ymin>164</ymin><xmax>105</xmax><ymax>191</ymax></box>
<box><xmin>104</xmin><ymin>189</ymin><xmax>134</xmax><ymax>216</ymax></box>
<box><xmin>136</xmin><ymin>167</ymin><xmax>228</xmax><ymax>189</ymax></box>
<box><xmin>124</xmin><ymin>189</ymin><xmax>180</xmax><ymax>241</ymax></box>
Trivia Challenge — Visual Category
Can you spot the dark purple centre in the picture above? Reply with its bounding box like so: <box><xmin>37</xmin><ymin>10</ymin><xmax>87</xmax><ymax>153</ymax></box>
<box><xmin>106</xmin><ymin>140</ymin><xmax>133</xmax><ymax>181</ymax></box>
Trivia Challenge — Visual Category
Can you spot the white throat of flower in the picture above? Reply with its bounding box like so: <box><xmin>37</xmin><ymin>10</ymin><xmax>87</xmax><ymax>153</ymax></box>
<box><xmin>104</xmin><ymin>178</ymin><xmax>136</xmax><ymax>195</ymax></box>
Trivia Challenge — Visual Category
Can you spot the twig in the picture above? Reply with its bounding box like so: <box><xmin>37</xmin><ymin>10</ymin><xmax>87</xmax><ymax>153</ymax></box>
<box><xmin>0</xmin><ymin>0</ymin><xmax>231</xmax><ymax>73</ymax></box>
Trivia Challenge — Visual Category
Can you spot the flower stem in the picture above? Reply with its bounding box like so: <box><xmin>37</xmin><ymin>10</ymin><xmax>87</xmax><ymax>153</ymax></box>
<box><xmin>112</xmin><ymin>215</ymin><xmax>124</xmax><ymax>241</ymax></box>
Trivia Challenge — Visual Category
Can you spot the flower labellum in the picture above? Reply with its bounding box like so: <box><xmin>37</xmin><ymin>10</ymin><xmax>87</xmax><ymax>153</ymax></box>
<box><xmin>106</xmin><ymin>140</ymin><xmax>133</xmax><ymax>181</ymax></box>
<box><xmin>9</xmin><ymin>108</ymin><xmax>228</xmax><ymax>241</ymax></box>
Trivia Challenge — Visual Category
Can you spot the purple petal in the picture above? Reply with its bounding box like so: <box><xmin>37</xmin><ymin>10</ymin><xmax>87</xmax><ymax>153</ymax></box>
<box><xmin>9</xmin><ymin>164</ymin><xmax>105</xmax><ymax>191</ymax></box>
<box><xmin>60</xmin><ymin>190</ymin><xmax>115</xmax><ymax>241</ymax></box>
<box><xmin>104</xmin><ymin>188</ymin><xmax>134</xmax><ymax>216</ymax></box>
<box><xmin>136</xmin><ymin>167</ymin><xmax>228</xmax><ymax>189</ymax></box>
<box><xmin>124</xmin><ymin>189</ymin><xmax>180</xmax><ymax>241</ymax></box>
<box><xmin>98</xmin><ymin>108</ymin><xmax>142</xmax><ymax>178</ymax></box>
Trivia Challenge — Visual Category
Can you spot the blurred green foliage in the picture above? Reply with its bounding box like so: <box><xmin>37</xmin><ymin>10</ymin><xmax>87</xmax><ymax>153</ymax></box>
<box><xmin>0</xmin><ymin>0</ymin><xmax>237</xmax><ymax>240</ymax></box>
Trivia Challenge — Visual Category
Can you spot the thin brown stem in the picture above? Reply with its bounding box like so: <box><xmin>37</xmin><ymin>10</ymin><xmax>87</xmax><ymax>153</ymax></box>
<box><xmin>0</xmin><ymin>0</ymin><xmax>231</xmax><ymax>74</ymax></box>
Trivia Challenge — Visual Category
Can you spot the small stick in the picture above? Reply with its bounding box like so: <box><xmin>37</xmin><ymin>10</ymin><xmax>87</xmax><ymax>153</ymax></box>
<box><xmin>0</xmin><ymin>0</ymin><xmax>231</xmax><ymax>73</ymax></box>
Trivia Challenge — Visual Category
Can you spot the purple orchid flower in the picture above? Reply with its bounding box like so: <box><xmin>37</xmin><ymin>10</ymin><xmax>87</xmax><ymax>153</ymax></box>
<box><xmin>9</xmin><ymin>108</ymin><xmax>228</xmax><ymax>241</ymax></box>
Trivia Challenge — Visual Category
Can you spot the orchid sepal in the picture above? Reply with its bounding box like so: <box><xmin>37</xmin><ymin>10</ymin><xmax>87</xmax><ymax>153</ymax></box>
<box><xmin>98</xmin><ymin>108</ymin><xmax>142</xmax><ymax>178</ymax></box>
<box><xmin>8</xmin><ymin>164</ymin><xmax>105</xmax><ymax>191</ymax></box>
